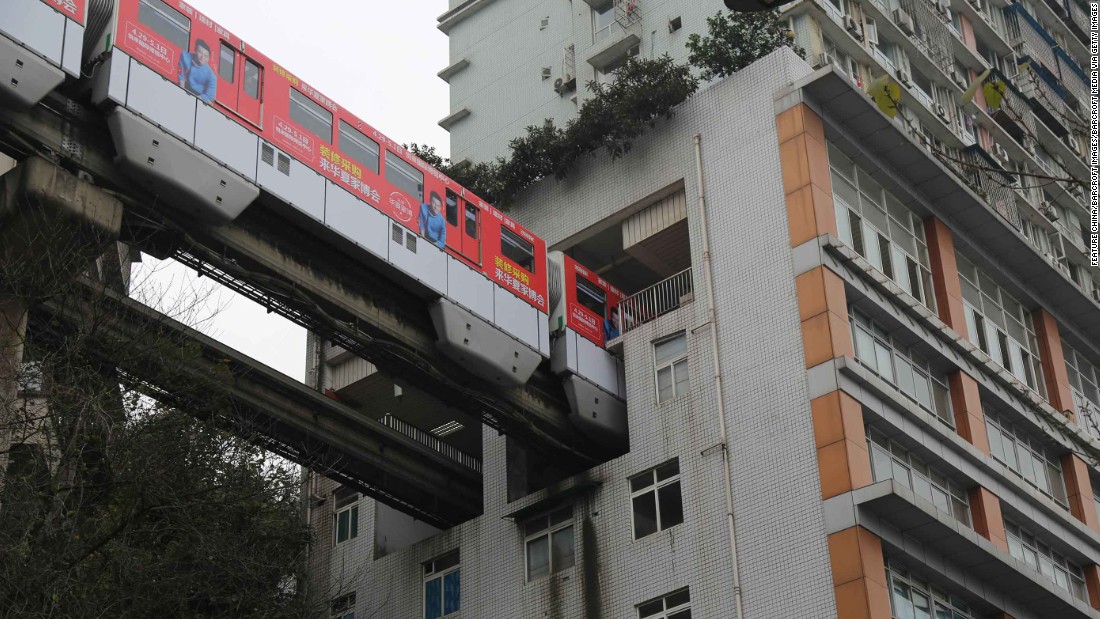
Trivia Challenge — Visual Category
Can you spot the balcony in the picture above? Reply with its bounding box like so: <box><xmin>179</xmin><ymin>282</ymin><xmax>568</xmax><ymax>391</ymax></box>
<box><xmin>1006</xmin><ymin>4</ymin><xmax>1059</xmax><ymax>74</ymax></box>
<box><xmin>840</xmin><ymin>480</ymin><xmax>1100</xmax><ymax>618</ymax></box>
<box><xmin>979</xmin><ymin>69</ymin><xmax>1037</xmax><ymax>145</ymax></box>
<box><xmin>1062</xmin><ymin>0</ymin><xmax>1090</xmax><ymax>43</ymax></box>
<box><xmin>618</xmin><ymin>267</ymin><xmax>693</xmax><ymax>335</ymax></box>
<box><xmin>379</xmin><ymin>414</ymin><xmax>481</xmax><ymax>472</ymax></box>
<box><xmin>1054</xmin><ymin>48</ymin><xmax>1089</xmax><ymax>114</ymax></box>
<box><xmin>1015</xmin><ymin>62</ymin><xmax>1074</xmax><ymax>137</ymax></box>
<box><xmin>941</xmin><ymin>145</ymin><xmax>1022</xmax><ymax>231</ymax></box>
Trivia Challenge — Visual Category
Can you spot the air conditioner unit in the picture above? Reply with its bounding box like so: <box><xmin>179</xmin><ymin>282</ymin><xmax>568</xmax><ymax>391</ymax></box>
<box><xmin>1039</xmin><ymin>201</ymin><xmax>1059</xmax><ymax>221</ymax></box>
<box><xmin>553</xmin><ymin>73</ymin><xmax>575</xmax><ymax>95</ymax></box>
<box><xmin>1091</xmin><ymin>287</ymin><xmax>1100</xmax><ymax>303</ymax></box>
<box><xmin>1062</xmin><ymin>134</ymin><xmax>1076</xmax><ymax>149</ymax></box>
<box><xmin>815</xmin><ymin>52</ymin><xmax>836</xmax><ymax>69</ymax></box>
<box><xmin>967</xmin><ymin>0</ymin><xmax>982</xmax><ymax>9</ymax></box>
<box><xmin>936</xmin><ymin>103</ymin><xmax>949</xmax><ymax>120</ymax></box>
<box><xmin>896</xmin><ymin>68</ymin><xmax>911</xmax><ymax>86</ymax></box>
<box><xmin>950</xmin><ymin>68</ymin><xmax>967</xmax><ymax>88</ymax></box>
<box><xmin>895</xmin><ymin>9</ymin><xmax>915</xmax><ymax>34</ymax></box>
<box><xmin>992</xmin><ymin>143</ymin><xmax>1009</xmax><ymax>163</ymax></box>
<box><xmin>845</xmin><ymin>16</ymin><xmax>862</xmax><ymax>38</ymax></box>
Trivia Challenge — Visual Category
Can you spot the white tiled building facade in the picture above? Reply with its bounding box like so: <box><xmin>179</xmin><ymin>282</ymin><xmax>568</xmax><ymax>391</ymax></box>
<box><xmin>306</xmin><ymin>1</ymin><xmax>1100</xmax><ymax>618</ymax></box>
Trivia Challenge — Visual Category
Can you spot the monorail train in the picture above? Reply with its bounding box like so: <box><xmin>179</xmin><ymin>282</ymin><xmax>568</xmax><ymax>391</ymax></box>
<box><xmin>0</xmin><ymin>0</ymin><xmax>629</xmax><ymax>442</ymax></box>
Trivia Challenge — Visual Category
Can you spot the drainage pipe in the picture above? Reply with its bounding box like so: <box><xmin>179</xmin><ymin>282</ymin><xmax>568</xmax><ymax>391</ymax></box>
<box><xmin>692</xmin><ymin>133</ymin><xmax>746</xmax><ymax>619</ymax></box>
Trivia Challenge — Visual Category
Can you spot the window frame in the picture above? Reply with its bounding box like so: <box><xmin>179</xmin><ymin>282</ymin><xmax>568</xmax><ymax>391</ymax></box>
<box><xmin>423</xmin><ymin>550</ymin><xmax>460</xmax><ymax>619</ymax></box>
<box><xmin>523</xmin><ymin>505</ymin><xmax>575</xmax><ymax>582</ymax></box>
<box><xmin>1006</xmin><ymin>520</ymin><xmax>1087</xmax><ymax>600</ymax></box>
<box><xmin>985</xmin><ymin>409</ymin><xmax>1068</xmax><ymax>506</ymax></box>
<box><xmin>637</xmin><ymin>588</ymin><xmax>691</xmax><ymax>619</ymax></box>
<box><xmin>385</xmin><ymin>151</ymin><xmax>425</xmax><ymax>203</ymax></box>
<box><xmin>653</xmin><ymin>332</ymin><xmax>689</xmax><ymax>404</ymax></box>
<box><xmin>629</xmin><ymin>459</ymin><xmax>685</xmax><ymax>540</ymax></box>
<box><xmin>289</xmin><ymin>87</ymin><xmax>333</xmax><ymax>144</ymax></box>
<box><xmin>137</xmin><ymin>0</ymin><xmax>191</xmax><ymax>51</ymax></box>
<box><xmin>338</xmin><ymin>120</ymin><xmax>381</xmax><ymax>175</ymax></box>
<box><xmin>885</xmin><ymin>559</ymin><xmax>974</xmax><ymax>619</ymax></box>
<box><xmin>500</xmin><ymin>227</ymin><xmax>536</xmax><ymax>274</ymax></box>
<box><xmin>331</xmin><ymin>592</ymin><xmax>356</xmax><ymax>619</ymax></box>
<box><xmin>866</xmin><ymin>427</ymin><xmax>971</xmax><ymax>527</ymax></box>
<box><xmin>333</xmin><ymin>487</ymin><xmax>359</xmax><ymax>546</ymax></box>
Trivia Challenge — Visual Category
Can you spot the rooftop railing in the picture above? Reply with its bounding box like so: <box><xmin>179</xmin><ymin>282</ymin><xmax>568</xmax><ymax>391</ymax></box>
<box><xmin>378</xmin><ymin>414</ymin><xmax>481</xmax><ymax>472</ymax></box>
<box><xmin>618</xmin><ymin>268</ymin><xmax>694</xmax><ymax>335</ymax></box>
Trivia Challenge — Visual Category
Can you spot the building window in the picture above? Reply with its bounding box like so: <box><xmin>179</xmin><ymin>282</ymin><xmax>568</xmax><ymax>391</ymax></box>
<box><xmin>985</xmin><ymin>410</ymin><xmax>1068</xmax><ymax>506</ymax></box>
<box><xmin>331</xmin><ymin>592</ymin><xmax>356</xmax><ymax>619</ymax></box>
<box><xmin>957</xmin><ymin>254</ymin><xmax>1046</xmax><ymax>397</ymax></box>
<box><xmin>886</xmin><ymin>559</ymin><xmax>974</xmax><ymax>619</ymax></box>
<box><xmin>138</xmin><ymin>0</ymin><xmax>190</xmax><ymax>51</ymax></box>
<box><xmin>829</xmin><ymin>144</ymin><xmax>936</xmax><ymax>313</ymax></box>
<box><xmin>867</xmin><ymin>427</ymin><xmax>971</xmax><ymax>527</ymax></box>
<box><xmin>500</xmin><ymin>227</ymin><xmax>536</xmax><ymax>273</ymax></box>
<box><xmin>630</xmin><ymin>459</ymin><xmax>684</xmax><ymax>539</ymax></box>
<box><xmin>1006</xmin><ymin>520</ymin><xmax>1087</xmax><ymax>600</ymax></box>
<box><xmin>849</xmin><ymin>308</ymin><xmax>953</xmax><ymax>426</ymax></box>
<box><xmin>595</xmin><ymin>45</ymin><xmax>639</xmax><ymax>85</ymax></box>
<box><xmin>592</xmin><ymin>2</ymin><xmax>621</xmax><ymax>43</ymax></box>
<box><xmin>1063</xmin><ymin>341</ymin><xmax>1100</xmax><ymax>439</ymax></box>
<box><xmin>654</xmin><ymin>333</ymin><xmax>689</xmax><ymax>403</ymax></box>
<box><xmin>423</xmin><ymin>551</ymin><xmax>460</xmax><ymax>619</ymax></box>
<box><xmin>638</xmin><ymin>588</ymin><xmax>690</xmax><ymax>619</ymax></box>
<box><xmin>524</xmin><ymin>506</ymin><xmax>574</xmax><ymax>581</ymax></box>
<box><xmin>333</xmin><ymin>487</ymin><xmax>359</xmax><ymax>545</ymax></box>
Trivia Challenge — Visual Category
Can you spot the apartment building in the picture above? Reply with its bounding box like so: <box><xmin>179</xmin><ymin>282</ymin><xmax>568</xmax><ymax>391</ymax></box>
<box><xmin>305</xmin><ymin>1</ymin><xmax>1099</xmax><ymax>618</ymax></box>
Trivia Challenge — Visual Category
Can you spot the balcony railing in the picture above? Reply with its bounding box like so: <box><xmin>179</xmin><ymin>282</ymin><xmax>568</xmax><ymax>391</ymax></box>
<box><xmin>378</xmin><ymin>414</ymin><xmax>481</xmax><ymax>472</ymax></box>
<box><xmin>899</xmin><ymin>0</ymin><xmax>954</xmax><ymax>68</ymax></box>
<box><xmin>939</xmin><ymin>145</ymin><xmax>1023</xmax><ymax>230</ymax></box>
<box><xmin>1015</xmin><ymin>62</ymin><xmax>1075</xmax><ymax>136</ymax></box>
<box><xmin>980</xmin><ymin>69</ymin><xmax>1037</xmax><ymax>144</ymax></box>
<box><xmin>1054</xmin><ymin>48</ymin><xmax>1089</xmax><ymax>112</ymax></box>
<box><xmin>1062</xmin><ymin>0</ymin><xmax>1090</xmax><ymax>42</ymax></box>
<box><xmin>1006</xmin><ymin>4</ymin><xmax>1059</xmax><ymax>74</ymax></box>
<box><xmin>618</xmin><ymin>268</ymin><xmax>693</xmax><ymax>335</ymax></box>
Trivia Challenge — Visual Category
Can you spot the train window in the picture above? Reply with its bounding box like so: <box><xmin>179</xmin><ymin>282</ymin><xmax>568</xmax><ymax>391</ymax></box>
<box><xmin>445</xmin><ymin>190</ymin><xmax>460</xmax><ymax>226</ymax></box>
<box><xmin>338</xmin><ymin>121</ymin><xmax>380</xmax><ymax>175</ymax></box>
<box><xmin>138</xmin><ymin>0</ymin><xmax>190</xmax><ymax>51</ymax></box>
<box><xmin>218</xmin><ymin>43</ymin><xmax>235</xmax><ymax>82</ymax></box>
<box><xmin>243</xmin><ymin>59</ymin><xmax>261</xmax><ymax>99</ymax></box>
<box><xmin>465</xmin><ymin>205</ymin><xmax>479</xmax><ymax>239</ymax></box>
<box><xmin>385</xmin><ymin>152</ymin><xmax>424</xmax><ymax>203</ymax></box>
<box><xmin>575</xmin><ymin>278</ymin><xmax>606</xmax><ymax>317</ymax></box>
<box><xmin>290</xmin><ymin>88</ymin><xmax>332</xmax><ymax>143</ymax></box>
<box><xmin>501</xmin><ymin>228</ymin><xmax>535</xmax><ymax>273</ymax></box>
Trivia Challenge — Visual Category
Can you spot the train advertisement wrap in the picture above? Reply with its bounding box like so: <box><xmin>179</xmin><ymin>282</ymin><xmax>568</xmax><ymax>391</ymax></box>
<box><xmin>115</xmin><ymin>0</ymin><xmax>549</xmax><ymax>313</ymax></box>
<box><xmin>562</xmin><ymin>255</ymin><xmax>624</xmax><ymax>347</ymax></box>
<box><xmin>40</xmin><ymin>0</ymin><xmax>86</xmax><ymax>24</ymax></box>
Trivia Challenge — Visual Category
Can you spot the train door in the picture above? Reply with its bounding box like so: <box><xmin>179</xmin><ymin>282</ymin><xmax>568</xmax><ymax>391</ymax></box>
<box><xmin>446</xmin><ymin>189</ymin><xmax>480</xmax><ymax>264</ymax></box>
<box><xmin>216</xmin><ymin>41</ymin><xmax>263</xmax><ymax>127</ymax></box>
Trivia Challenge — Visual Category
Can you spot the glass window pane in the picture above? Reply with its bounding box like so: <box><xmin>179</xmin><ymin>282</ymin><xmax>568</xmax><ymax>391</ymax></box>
<box><xmin>892</xmin><ymin>581</ymin><xmax>916</xmax><ymax>619</ymax></box>
<box><xmin>385</xmin><ymin>152</ymin><xmax>424</xmax><ymax>203</ymax></box>
<box><xmin>349</xmin><ymin>506</ymin><xmax>358</xmax><ymax>540</ymax></box>
<box><xmin>138</xmin><ymin>0</ymin><xmax>191</xmax><ymax>51</ymax></box>
<box><xmin>638</xmin><ymin>600</ymin><xmax>664</xmax><ymax>618</ymax></box>
<box><xmin>500</xmin><ymin>227</ymin><xmax>536</xmax><ymax>273</ymax></box>
<box><xmin>855</xmin><ymin>327</ymin><xmax>877</xmax><ymax>369</ymax></box>
<box><xmin>911</xmin><ymin>473</ymin><xmax>933</xmax><ymax>503</ymax></box>
<box><xmin>673</xmin><ymin>360</ymin><xmax>689</xmax><ymax>398</ymax></box>
<box><xmin>655</xmin><ymin>460</ymin><xmax>680</xmax><ymax>481</ymax></box>
<box><xmin>912</xmin><ymin>591</ymin><xmax>932</xmax><ymax>619</ymax></box>
<box><xmin>425</xmin><ymin>577</ymin><xmax>442</xmax><ymax>619</ymax></box>
<box><xmin>657</xmin><ymin>367</ymin><xmax>673</xmax><ymax>402</ymax></box>
<box><xmin>243</xmin><ymin>60</ymin><xmax>261</xmax><ymax>99</ymax></box>
<box><xmin>658</xmin><ymin>482</ymin><xmax>684</xmax><ymax>530</ymax></box>
<box><xmin>443</xmin><ymin>570</ymin><xmax>461</xmax><ymax>614</ymax></box>
<box><xmin>875</xmin><ymin>340</ymin><xmax>894</xmax><ymax>383</ymax></box>
<box><xmin>631</xmin><ymin>472</ymin><xmax>655</xmax><ymax>493</ymax></box>
<box><xmin>218</xmin><ymin>44</ymin><xmax>235</xmax><ymax>82</ymax></box>
<box><xmin>871</xmin><ymin>446</ymin><xmax>893</xmax><ymax>481</ymax></box>
<box><xmin>633</xmin><ymin>492</ymin><xmax>658</xmax><ymax>539</ymax></box>
<box><xmin>336</xmin><ymin>511</ymin><xmax>348</xmax><ymax>543</ymax></box>
<box><xmin>339</xmin><ymin>121</ymin><xmax>381</xmax><ymax>174</ymax></box>
<box><xmin>551</xmin><ymin>526</ymin><xmax>575</xmax><ymax>572</ymax></box>
<box><xmin>526</xmin><ymin>537</ymin><xmax>549</xmax><ymax>579</ymax></box>
<box><xmin>289</xmin><ymin>88</ymin><xmax>333</xmax><ymax>143</ymax></box>
<box><xmin>655</xmin><ymin>335</ymin><xmax>687</xmax><ymax>365</ymax></box>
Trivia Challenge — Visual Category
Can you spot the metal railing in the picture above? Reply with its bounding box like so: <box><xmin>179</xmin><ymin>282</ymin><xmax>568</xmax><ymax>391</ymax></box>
<box><xmin>938</xmin><ymin>145</ymin><xmax>1023</xmax><ymax>231</ymax></box>
<box><xmin>617</xmin><ymin>268</ymin><xmax>694</xmax><ymax>335</ymax></box>
<box><xmin>378</xmin><ymin>414</ymin><xmax>482</xmax><ymax>472</ymax></box>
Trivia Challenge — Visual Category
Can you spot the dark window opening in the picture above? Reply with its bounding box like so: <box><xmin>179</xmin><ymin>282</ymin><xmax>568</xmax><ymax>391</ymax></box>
<box><xmin>576</xmin><ymin>277</ymin><xmax>606</xmax><ymax>317</ymax></box>
<box><xmin>385</xmin><ymin>152</ymin><xmax>424</xmax><ymax>203</ymax></box>
<box><xmin>243</xmin><ymin>59</ymin><xmax>261</xmax><ymax>99</ymax></box>
<box><xmin>445</xmin><ymin>190</ymin><xmax>460</xmax><ymax>226</ymax></box>
<box><xmin>218</xmin><ymin>42</ymin><xmax>235</xmax><ymax>82</ymax></box>
<box><xmin>501</xmin><ymin>227</ymin><xmax>535</xmax><ymax>273</ymax></box>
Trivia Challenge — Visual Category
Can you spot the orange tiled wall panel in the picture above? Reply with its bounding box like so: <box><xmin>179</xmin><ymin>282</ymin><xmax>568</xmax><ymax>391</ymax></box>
<box><xmin>828</xmin><ymin>526</ymin><xmax>892</xmax><ymax>619</ymax></box>
<box><xmin>777</xmin><ymin>103</ymin><xmax>837</xmax><ymax>247</ymax></box>
<box><xmin>1033</xmin><ymin>308</ymin><xmax>1075</xmax><ymax>417</ymax></box>
<box><xmin>923</xmin><ymin>218</ymin><xmax>967</xmax><ymax>335</ymax></box>
<box><xmin>1084</xmin><ymin>565</ymin><xmax>1100</xmax><ymax>611</ymax></box>
<box><xmin>797</xmin><ymin>267</ymin><xmax>853</xmax><ymax>368</ymax></box>
<box><xmin>968</xmin><ymin>487</ymin><xmax>1009</xmax><ymax>552</ymax></box>
<box><xmin>1061</xmin><ymin>453</ymin><xmax>1100</xmax><ymax>534</ymax></box>
<box><xmin>948</xmin><ymin>371</ymin><xmax>990</xmax><ymax>455</ymax></box>
<box><xmin>812</xmin><ymin>390</ymin><xmax>872</xmax><ymax>499</ymax></box>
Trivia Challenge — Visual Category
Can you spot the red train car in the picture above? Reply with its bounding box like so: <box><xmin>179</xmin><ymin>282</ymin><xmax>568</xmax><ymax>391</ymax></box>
<box><xmin>551</xmin><ymin>253</ymin><xmax>626</xmax><ymax>348</ymax></box>
<box><xmin>108</xmin><ymin>0</ymin><xmax>548</xmax><ymax>313</ymax></box>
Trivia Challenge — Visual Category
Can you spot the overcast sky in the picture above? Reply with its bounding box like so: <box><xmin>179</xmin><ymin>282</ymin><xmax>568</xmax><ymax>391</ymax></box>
<box><xmin>135</xmin><ymin>1</ymin><xmax>451</xmax><ymax>382</ymax></box>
